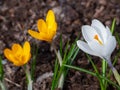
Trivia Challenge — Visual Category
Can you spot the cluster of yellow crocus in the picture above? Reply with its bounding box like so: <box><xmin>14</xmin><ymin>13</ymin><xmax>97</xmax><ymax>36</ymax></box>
<box><xmin>4</xmin><ymin>10</ymin><xmax>57</xmax><ymax>66</ymax></box>
<box><xmin>28</xmin><ymin>10</ymin><xmax>57</xmax><ymax>42</ymax></box>
<box><xmin>4</xmin><ymin>41</ymin><xmax>31</xmax><ymax>66</ymax></box>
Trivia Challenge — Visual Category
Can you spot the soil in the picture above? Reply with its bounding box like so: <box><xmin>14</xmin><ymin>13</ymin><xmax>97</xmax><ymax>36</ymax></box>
<box><xmin>0</xmin><ymin>0</ymin><xmax>120</xmax><ymax>90</ymax></box>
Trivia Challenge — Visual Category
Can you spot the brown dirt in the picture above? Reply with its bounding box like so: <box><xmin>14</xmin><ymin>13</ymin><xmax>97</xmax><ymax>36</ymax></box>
<box><xmin>0</xmin><ymin>0</ymin><xmax>120</xmax><ymax>90</ymax></box>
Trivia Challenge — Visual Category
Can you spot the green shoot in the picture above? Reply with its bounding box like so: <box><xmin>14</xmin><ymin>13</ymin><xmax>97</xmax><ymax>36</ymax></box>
<box><xmin>101</xmin><ymin>18</ymin><xmax>116</xmax><ymax>88</ymax></box>
<box><xmin>115</xmin><ymin>32</ymin><xmax>120</xmax><ymax>46</ymax></box>
<box><xmin>111</xmin><ymin>18</ymin><xmax>116</xmax><ymax>34</ymax></box>
<box><xmin>24</xmin><ymin>64</ymin><xmax>32</xmax><ymax>90</ymax></box>
<box><xmin>51</xmin><ymin>36</ymin><xmax>79</xmax><ymax>90</ymax></box>
<box><xmin>31</xmin><ymin>44</ymin><xmax>38</xmax><ymax>81</ymax></box>
<box><xmin>102</xmin><ymin>59</ymin><xmax>107</xmax><ymax>89</ymax></box>
<box><xmin>60</xmin><ymin>34</ymin><xmax>63</xmax><ymax>57</ymax></box>
<box><xmin>86</xmin><ymin>54</ymin><xmax>104</xmax><ymax>90</ymax></box>
<box><xmin>0</xmin><ymin>56</ymin><xmax>4</xmax><ymax>81</ymax></box>
<box><xmin>0</xmin><ymin>56</ymin><xmax>6</xmax><ymax>90</ymax></box>
<box><xmin>64</xmin><ymin>64</ymin><xmax>120</xmax><ymax>89</ymax></box>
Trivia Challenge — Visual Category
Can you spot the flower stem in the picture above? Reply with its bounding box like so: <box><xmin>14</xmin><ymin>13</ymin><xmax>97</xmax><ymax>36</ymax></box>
<box><xmin>58</xmin><ymin>73</ymin><xmax>64</xmax><ymax>89</ymax></box>
<box><xmin>24</xmin><ymin>65</ymin><xmax>33</xmax><ymax>90</ymax></box>
<box><xmin>105</xmin><ymin>57</ymin><xmax>120</xmax><ymax>86</ymax></box>
<box><xmin>0</xmin><ymin>80</ymin><xmax>6</xmax><ymax>90</ymax></box>
<box><xmin>27</xmin><ymin>73</ymin><xmax>33</xmax><ymax>90</ymax></box>
<box><xmin>102</xmin><ymin>59</ymin><xmax>107</xmax><ymax>88</ymax></box>
<box><xmin>51</xmin><ymin>44</ymin><xmax>65</xmax><ymax>89</ymax></box>
<box><xmin>112</xmin><ymin>68</ymin><xmax>120</xmax><ymax>86</ymax></box>
<box><xmin>55</xmin><ymin>50</ymin><xmax>64</xmax><ymax>89</ymax></box>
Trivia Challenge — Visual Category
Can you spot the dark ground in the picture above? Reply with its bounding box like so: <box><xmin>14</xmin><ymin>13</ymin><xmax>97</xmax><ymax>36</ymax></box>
<box><xmin>0</xmin><ymin>0</ymin><xmax>120</xmax><ymax>90</ymax></box>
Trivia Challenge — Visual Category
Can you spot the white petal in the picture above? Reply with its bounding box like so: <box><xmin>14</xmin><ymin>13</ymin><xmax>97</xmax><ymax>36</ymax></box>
<box><xmin>104</xmin><ymin>36</ymin><xmax>116</xmax><ymax>57</ymax></box>
<box><xmin>91</xmin><ymin>19</ymin><xmax>108</xmax><ymax>44</ymax></box>
<box><xmin>106</xmin><ymin>26</ymin><xmax>112</xmax><ymax>36</ymax></box>
<box><xmin>88</xmin><ymin>40</ymin><xmax>104</xmax><ymax>58</ymax></box>
<box><xmin>77</xmin><ymin>40</ymin><xmax>100</xmax><ymax>57</ymax></box>
<box><xmin>82</xmin><ymin>25</ymin><xmax>97</xmax><ymax>42</ymax></box>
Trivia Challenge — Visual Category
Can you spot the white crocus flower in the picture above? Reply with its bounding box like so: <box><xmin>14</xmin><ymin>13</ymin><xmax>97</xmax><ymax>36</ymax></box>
<box><xmin>77</xmin><ymin>19</ymin><xmax>116</xmax><ymax>60</ymax></box>
<box><xmin>77</xmin><ymin>19</ymin><xmax>120</xmax><ymax>85</ymax></box>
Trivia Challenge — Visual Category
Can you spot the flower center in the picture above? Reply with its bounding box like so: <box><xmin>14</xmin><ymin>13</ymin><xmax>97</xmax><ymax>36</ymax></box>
<box><xmin>94</xmin><ymin>34</ymin><xmax>103</xmax><ymax>45</ymax></box>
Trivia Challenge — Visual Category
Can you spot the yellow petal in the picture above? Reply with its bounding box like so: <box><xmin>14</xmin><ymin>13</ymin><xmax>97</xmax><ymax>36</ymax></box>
<box><xmin>39</xmin><ymin>32</ymin><xmax>52</xmax><ymax>42</ymax></box>
<box><xmin>46</xmin><ymin>10</ymin><xmax>55</xmax><ymax>28</ymax></box>
<box><xmin>28</xmin><ymin>29</ymin><xmax>51</xmax><ymax>42</ymax></box>
<box><xmin>51</xmin><ymin>22</ymin><xmax>57</xmax><ymax>32</ymax></box>
<box><xmin>12</xmin><ymin>53</ymin><xmax>30</xmax><ymax>66</ymax></box>
<box><xmin>22</xmin><ymin>54</ymin><xmax>31</xmax><ymax>65</ymax></box>
<box><xmin>28</xmin><ymin>10</ymin><xmax>57</xmax><ymax>43</ymax></box>
<box><xmin>37</xmin><ymin>19</ymin><xmax>47</xmax><ymax>33</ymax></box>
<box><xmin>12</xmin><ymin>44</ymin><xmax>23</xmax><ymax>54</ymax></box>
<box><xmin>4</xmin><ymin>41</ymin><xmax>31</xmax><ymax>66</ymax></box>
<box><xmin>23</xmin><ymin>41</ymin><xmax>30</xmax><ymax>54</ymax></box>
<box><xmin>4</xmin><ymin>49</ymin><xmax>14</xmax><ymax>62</ymax></box>
<box><xmin>48</xmin><ymin>22</ymin><xmax>57</xmax><ymax>39</ymax></box>
<box><xmin>23</xmin><ymin>41</ymin><xmax>31</xmax><ymax>62</ymax></box>
<box><xmin>28</xmin><ymin>29</ymin><xmax>41</xmax><ymax>40</ymax></box>
<box><xmin>13</xmin><ymin>60</ymin><xmax>24</xmax><ymax>66</ymax></box>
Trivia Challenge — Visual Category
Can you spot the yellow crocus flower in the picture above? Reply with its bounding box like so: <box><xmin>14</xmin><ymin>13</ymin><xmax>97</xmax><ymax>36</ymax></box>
<box><xmin>28</xmin><ymin>10</ymin><xmax>57</xmax><ymax>42</ymax></box>
<box><xmin>4</xmin><ymin>41</ymin><xmax>31</xmax><ymax>66</ymax></box>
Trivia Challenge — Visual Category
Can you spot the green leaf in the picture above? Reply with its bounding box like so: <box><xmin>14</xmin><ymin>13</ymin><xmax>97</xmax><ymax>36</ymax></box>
<box><xmin>64</xmin><ymin>64</ymin><xmax>120</xmax><ymax>89</ymax></box>
<box><xmin>111</xmin><ymin>18</ymin><xmax>116</xmax><ymax>34</ymax></box>
<box><xmin>0</xmin><ymin>56</ymin><xmax>4</xmax><ymax>81</ymax></box>
<box><xmin>30</xmin><ymin>44</ymin><xmax>38</xmax><ymax>81</ymax></box>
